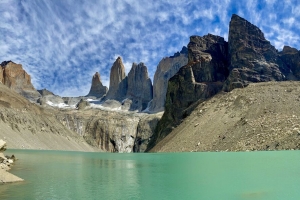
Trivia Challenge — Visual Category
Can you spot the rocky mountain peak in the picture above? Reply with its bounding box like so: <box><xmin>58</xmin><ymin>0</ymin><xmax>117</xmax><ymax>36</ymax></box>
<box><xmin>223</xmin><ymin>14</ymin><xmax>286</xmax><ymax>91</ymax></box>
<box><xmin>86</xmin><ymin>72</ymin><xmax>108</xmax><ymax>98</ymax></box>
<box><xmin>106</xmin><ymin>57</ymin><xmax>126</xmax><ymax>99</ymax></box>
<box><xmin>126</xmin><ymin>62</ymin><xmax>153</xmax><ymax>111</ymax></box>
<box><xmin>0</xmin><ymin>61</ymin><xmax>41</xmax><ymax>101</ymax></box>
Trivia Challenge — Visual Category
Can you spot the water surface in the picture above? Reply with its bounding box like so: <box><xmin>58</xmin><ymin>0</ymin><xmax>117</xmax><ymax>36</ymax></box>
<box><xmin>1</xmin><ymin>150</ymin><xmax>299</xmax><ymax>199</ymax></box>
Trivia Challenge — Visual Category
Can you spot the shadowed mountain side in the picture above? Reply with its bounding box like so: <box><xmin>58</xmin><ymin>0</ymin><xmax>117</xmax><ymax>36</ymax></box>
<box><xmin>150</xmin><ymin>82</ymin><xmax>300</xmax><ymax>152</ymax></box>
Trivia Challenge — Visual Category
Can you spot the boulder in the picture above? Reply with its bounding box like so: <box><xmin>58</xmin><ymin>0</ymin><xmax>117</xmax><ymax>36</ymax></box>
<box><xmin>149</xmin><ymin>46</ymin><xmax>188</xmax><ymax>112</ymax></box>
<box><xmin>76</xmin><ymin>99</ymin><xmax>90</xmax><ymax>110</ymax></box>
<box><xmin>86</xmin><ymin>72</ymin><xmax>108</xmax><ymax>98</ymax></box>
<box><xmin>0</xmin><ymin>140</ymin><xmax>6</xmax><ymax>152</ymax></box>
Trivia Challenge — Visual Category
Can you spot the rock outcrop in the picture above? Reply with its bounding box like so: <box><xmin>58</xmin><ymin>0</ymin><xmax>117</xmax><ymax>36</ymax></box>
<box><xmin>147</xmin><ymin>34</ymin><xmax>228</xmax><ymax>150</ymax></box>
<box><xmin>149</xmin><ymin>47</ymin><xmax>188</xmax><ymax>112</ymax></box>
<box><xmin>0</xmin><ymin>139</ymin><xmax>24</xmax><ymax>183</ymax></box>
<box><xmin>76</xmin><ymin>99</ymin><xmax>90</xmax><ymax>110</ymax></box>
<box><xmin>37</xmin><ymin>89</ymin><xmax>55</xmax><ymax>96</ymax></box>
<box><xmin>0</xmin><ymin>61</ymin><xmax>41</xmax><ymax>101</ymax></box>
<box><xmin>106</xmin><ymin>57</ymin><xmax>126</xmax><ymax>100</ymax></box>
<box><xmin>279</xmin><ymin>46</ymin><xmax>300</xmax><ymax>79</ymax></box>
<box><xmin>126</xmin><ymin>62</ymin><xmax>153</xmax><ymax>111</ymax></box>
<box><xmin>86</xmin><ymin>72</ymin><xmax>108</xmax><ymax>98</ymax></box>
<box><xmin>223</xmin><ymin>14</ymin><xmax>286</xmax><ymax>91</ymax></box>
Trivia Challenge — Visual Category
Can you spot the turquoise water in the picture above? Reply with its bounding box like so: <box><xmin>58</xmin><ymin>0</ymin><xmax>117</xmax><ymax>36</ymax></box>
<box><xmin>1</xmin><ymin>150</ymin><xmax>300</xmax><ymax>200</ymax></box>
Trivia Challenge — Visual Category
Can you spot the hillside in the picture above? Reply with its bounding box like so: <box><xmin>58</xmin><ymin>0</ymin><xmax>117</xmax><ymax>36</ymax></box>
<box><xmin>0</xmin><ymin>83</ymin><xmax>97</xmax><ymax>151</ymax></box>
<box><xmin>150</xmin><ymin>81</ymin><xmax>300</xmax><ymax>152</ymax></box>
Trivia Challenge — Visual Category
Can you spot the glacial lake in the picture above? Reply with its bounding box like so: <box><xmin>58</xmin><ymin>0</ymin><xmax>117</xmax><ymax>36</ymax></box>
<box><xmin>0</xmin><ymin>150</ymin><xmax>300</xmax><ymax>200</ymax></box>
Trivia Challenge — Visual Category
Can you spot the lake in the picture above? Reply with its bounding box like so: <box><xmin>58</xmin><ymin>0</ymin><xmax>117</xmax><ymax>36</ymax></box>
<box><xmin>0</xmin><ymin>150</ymin><xmax>299</xmax><ymax>200</ymax></box>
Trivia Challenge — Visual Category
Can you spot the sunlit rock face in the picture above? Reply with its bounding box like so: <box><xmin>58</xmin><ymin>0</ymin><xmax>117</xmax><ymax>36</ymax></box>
<box><xmin>0</xmin><ymin>61</ymin><xmax>41</xmax><ymax>101</ymax></box>
<box><xmin>86</xmin><ymin>72</ymin><xmax>108</xmax><ymax>98</ymax></box>
<box><xmin>149</xmin><ymin>47</ymin><xmax>188</xmax><ymax>112</ymax></box>
<box><xmin>106</xmin><ymin>57</ymin><xmax>126</xmax><ymax>100</ymax></box>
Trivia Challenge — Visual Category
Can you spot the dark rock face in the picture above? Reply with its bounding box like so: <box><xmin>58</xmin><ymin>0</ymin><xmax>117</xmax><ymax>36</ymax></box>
<box><xmin>147</xmin><ymin>14</ymin><xmax>300</xmax><ymax>151</ymax></box>
<box><xmin>86</xmin><ymin>72</ymin><xmax>108</xmax><ymax>98</ymax></box>
<box><xmin>106</xmin><ymin>57</ymin><xmax>126</xmax><ymax>99</ymax></box>
<box><xmin>149</xmin><ymin>47</ymin><xmax>188</xmax><ymax>112</ymax></box>
<box><xmin>147</xmin><ymin>34</ymin><xmax>228</xmax><ymax>150</ymax></box>
<box><xmin>126</xmin><ymin>62</ymin><xmax>153</xmax><ymax>111</ymax></box>
<box><xmin>223</xmin><ymin>14</ymin><xmax>286</xmax><ymax>91</ymax></box>
<box><xmin>0</xmin><ymin>61</ymin><xmax>41</xmax><ymax>101</ymax></box>
<box><xmin>279</xmin><ymin>46</ymin><xmax>300</xmax><ymax>79</ymax></box>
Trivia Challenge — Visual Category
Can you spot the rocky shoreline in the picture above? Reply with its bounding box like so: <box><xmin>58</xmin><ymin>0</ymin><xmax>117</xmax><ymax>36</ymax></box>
<box><xmin>0</xmin><ymin>140</ymin><xmax>23</xmax><ymax>183</ymax></box>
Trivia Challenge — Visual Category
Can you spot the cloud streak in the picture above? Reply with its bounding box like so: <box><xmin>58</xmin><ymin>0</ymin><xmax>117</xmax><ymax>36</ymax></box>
<box><xmin>0</xmin><ymin>0</ymin><xmax>299</xmax><ymax>96</ymax></box>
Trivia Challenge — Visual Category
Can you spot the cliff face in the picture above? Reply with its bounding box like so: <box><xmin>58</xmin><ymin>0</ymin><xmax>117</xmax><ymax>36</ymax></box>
<box><xmin>0</xmin><ymin>61</ymin><xmax>41</xmax><ymax>101</ymax></box>
<box><xmin>279</xmin><ymin>46</ymin><xmax>300</xmax><ymax>79</ymax></box>
<box><xmin>57</xmin><ymin>110</ymin><xmax>162</xmax><ymax>153</ymax></box>
<box><xmin>223</xmin><ymin>14</ymin><xmax>287</xmax><ymax>91</ymax></box>
<box><xmin>147</xmin><ymin>34</ymin><xmax>228</xmax><ymax>150</ymax></box>
<box><xmin>86</xmin><ymin>72</ymin><xmax>108</xmax><ymax>98</ymax></box>
<box><xmin>149</xmin><ymin>47</ymin><xmax>188</xmax><ymax>112</ymax></box>
<box><xmin>147</xmin><ymin>14</ymin><xmax>300</xmax><ymax>151</ymax></box>
<box><xmin>126</xmin><ymin>62</ymin><xmax>153</xmax><ymax>111</ymax></box>
<box><xmin>106</xmin><ymin>57</ymin><xmax>126</xmax><ymax>100</ymax></box>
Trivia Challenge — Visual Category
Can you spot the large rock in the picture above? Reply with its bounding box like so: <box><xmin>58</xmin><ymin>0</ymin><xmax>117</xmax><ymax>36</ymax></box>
<box><xmin>147</xmin><ymin>34</ymin><xmax>228</xmax><ymax>150</ymax></box>
<box><xmin>149</xmin><ymin>47</ymin><xmax>188</xmax><ymax>112</ymax></box>
<box><xmin>86</xmin><ymin>72</ymin><xmax>108</xmax><ymax>98</ymax></box>
<box><xmin>106</xmin><ymin>57</ymin><xmax>126</xmax><ymax>99</ymax></box>
<box><xmin>126</xmin><ymin>62</ymin><xmax>153</xmax><ymax>111</ymax></box>
<box><xmin>37</xmin><ymin>88</ymin><xmax>55</xmax><ymax>96</ymax></box>
<box><xmin>0</xmin><ymin>140</ymin><xmax>6</xmax><ymax>152</ymax></box>
<box><xmin>223</xmin><ymin>14</ymin><xmax>286</xmax><ymax>91</ymax></box>
<box><xmin>0</xmin><ymin>61</ymin><xmax>41</xmax><ymax>101</ymax></box>
<box><xmin>279</xmin><ymin>46</ymin><xmax>300</xmax><ymax>80</ymax></box>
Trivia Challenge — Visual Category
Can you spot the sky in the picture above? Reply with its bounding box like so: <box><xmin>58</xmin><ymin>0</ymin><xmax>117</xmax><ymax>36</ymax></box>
<box><xmin>1</xmin><ymin>0</ymin><xmax>300</xmax><ymax>97</ymax></box>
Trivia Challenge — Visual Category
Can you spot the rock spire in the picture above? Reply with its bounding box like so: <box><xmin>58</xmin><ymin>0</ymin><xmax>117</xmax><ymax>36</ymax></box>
<box><xmin>86</xmin><ymin>72</ymin><xmax>108</xmax><ymax>98</ymax></box>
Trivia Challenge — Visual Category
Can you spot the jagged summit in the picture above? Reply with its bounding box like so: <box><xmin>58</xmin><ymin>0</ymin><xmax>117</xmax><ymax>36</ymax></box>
<box><xmin>147</xmin><ymin>14</ymin><xmax>300</xmax><ymax>151</ymax></box>
<box><xmin>86</xmin><ymin>72</ymin><xmax>108</xmax><ymax>98</ymax></box>
<box><xmin>106</xmin><ymin>57</ymin><xmax>126</xmax><ymax>99</ymax></box>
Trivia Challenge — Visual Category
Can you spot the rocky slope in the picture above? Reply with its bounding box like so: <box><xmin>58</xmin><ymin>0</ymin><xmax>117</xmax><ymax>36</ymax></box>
<box><xmin>150</xmin><ymin>81</ymin><xmax>300</xmax><ymax>152</ymax></box>
<box><xmin>86</xmin><ymin>72</ymin><xmax>108</xmax><ymax>98</ymax></box>
<box><xmin>148</xmin><ymin>14</ymin><xmax>300</xmax><ymax>151</ymax></box>
<box><xmin>0</xmin><ymin>83</ymin><xmax>96</xmax><ymax>151</ymax></box>
<box><xmin>149</xmin><ymin>47</ymin><xmax>188</xmax><ymax>112</ymax></box>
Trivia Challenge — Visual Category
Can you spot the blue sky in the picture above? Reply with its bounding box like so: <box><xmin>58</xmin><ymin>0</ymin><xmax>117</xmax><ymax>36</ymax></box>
<box><xmin>1</xmin><ymin>0</ymin><xmax>300</xmax><ymax>97</ymax></box>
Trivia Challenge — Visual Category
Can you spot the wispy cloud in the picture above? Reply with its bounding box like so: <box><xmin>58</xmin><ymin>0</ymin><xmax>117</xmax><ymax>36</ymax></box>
<box><xmin>0</xmin><ymin>0</ymin><xmax>299</xmax><ymax>97</ymax></box>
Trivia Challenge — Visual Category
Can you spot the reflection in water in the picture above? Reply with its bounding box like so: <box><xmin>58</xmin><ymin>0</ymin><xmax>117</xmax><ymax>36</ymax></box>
<box><xmin>1</xmin><ymin>150</ymin><xmax>300</xmax><ymax>200</ymax></box>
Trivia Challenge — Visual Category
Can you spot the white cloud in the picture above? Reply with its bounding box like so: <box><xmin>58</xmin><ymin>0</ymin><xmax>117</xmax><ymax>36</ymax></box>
<box><xmin>1</xmin><ymin>0</ymin><xmax>300</xmax><ymax>97</ymax></box>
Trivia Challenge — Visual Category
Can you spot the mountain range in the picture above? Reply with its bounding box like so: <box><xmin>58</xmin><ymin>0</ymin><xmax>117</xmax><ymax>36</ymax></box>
<box><xmin>1</xmin><ymin>14</ymin><xmax>300</xmax><ymax>152</ymax></box>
